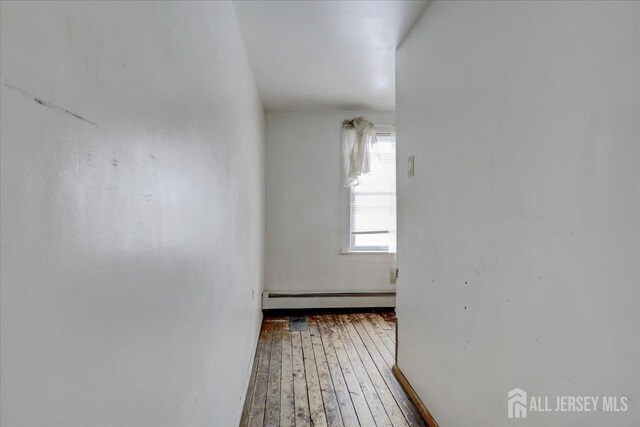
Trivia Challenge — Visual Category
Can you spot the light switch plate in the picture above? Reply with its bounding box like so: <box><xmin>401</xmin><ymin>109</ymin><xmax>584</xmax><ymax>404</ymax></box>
<box><xmin>408</xmin><ymin>155</ymin><xmax>414</xmax><ymax>176</ymax></box>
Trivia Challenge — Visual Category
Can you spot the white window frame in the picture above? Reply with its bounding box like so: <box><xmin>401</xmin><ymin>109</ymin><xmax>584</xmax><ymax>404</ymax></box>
<box><xmin>340</xmin><ymin>125</ymin><xmax>396</xmax><ymax>254</ymax></box>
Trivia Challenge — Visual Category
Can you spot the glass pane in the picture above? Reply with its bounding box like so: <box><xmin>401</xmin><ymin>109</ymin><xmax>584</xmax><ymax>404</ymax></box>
<box><xmin>349</xmin><ymin>130</ymin><xmax>396</xmax><ymax>252</ymax></box>
<box><xmin>352</xmin><ymin>233</ymin><xmax>389</xmax><ymax>251</ymax></box>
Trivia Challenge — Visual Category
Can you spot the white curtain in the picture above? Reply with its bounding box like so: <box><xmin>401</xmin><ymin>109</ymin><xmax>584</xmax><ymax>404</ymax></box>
<box><xmin>342</xmin><ymin>117</ymin><xmax>377</xmax><ymax>187</ymax></box>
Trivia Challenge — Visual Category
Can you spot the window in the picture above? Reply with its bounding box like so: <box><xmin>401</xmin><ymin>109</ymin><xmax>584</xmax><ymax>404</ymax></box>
<box><xmin>349</xmin><ymin>127</ymin><xmax>396</xmax><ymax>252</ymax></box>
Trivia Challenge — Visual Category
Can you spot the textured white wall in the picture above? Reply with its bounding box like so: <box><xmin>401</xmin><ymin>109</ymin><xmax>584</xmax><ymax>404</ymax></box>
<box><xmin>265</xmin><ymin>110</ymin><xmax>395</xmax><ymax>293</ymax></box>
<box><xmin>0</xmin><ymin>2</ymin><xmax>264</xmax><ymax>426</ymax></box>
<box><xmin>396</xmin><ymin>1</ymin><xmax>639</xmax><ymax>426</ymax></box>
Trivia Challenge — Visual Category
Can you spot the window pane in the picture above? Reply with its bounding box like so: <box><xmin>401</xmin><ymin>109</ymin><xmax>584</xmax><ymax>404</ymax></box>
<box><xmin>352</xmin><ymin>233</ymin><xmax>389</xmax><ymax>251</ymax></box>
<box><xmin>350</xmin><ymin>129</ymin><xmax>396</xmax><ymax>252</ymax></box>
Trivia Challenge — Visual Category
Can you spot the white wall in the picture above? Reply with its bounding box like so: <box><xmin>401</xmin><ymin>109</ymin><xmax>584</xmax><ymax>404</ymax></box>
<box><xmin>0</xmin><ymin>2</ymin><xmax>264</xmax><ymax>426</ymax></box>
<box><xmin>265</xmin><ymin>110</ymin><xmax>395</xmax><ymax>293</ymax></box>
<box><xmin>396</xmin><ymin>1</ymin><xmax>639</xmax><ymax>426</ymax></box>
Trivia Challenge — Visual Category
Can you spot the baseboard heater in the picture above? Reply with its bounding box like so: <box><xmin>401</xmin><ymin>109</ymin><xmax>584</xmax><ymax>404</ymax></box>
<box><xmin>262</xmin><ymin>291</ymin><xmax>396</xmax><ymax>310</ymax></box>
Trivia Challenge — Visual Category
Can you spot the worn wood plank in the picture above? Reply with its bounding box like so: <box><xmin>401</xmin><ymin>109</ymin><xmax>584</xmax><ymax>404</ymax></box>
<box><xmin>248</xmin><ymin>323</ymin><xmax>275</xmax><ymax>427</ymax></box>
<box><xmin>292</xmin><ymin>331</ymin><xmax>311</xmax><ymax>426</ymax></box>
<box><xmin>242</xmin><ymin>313</ymin><xmax>427</xmax><ymax>427</ymax></box>
<box><xmin>240</xmin><ymin>326</ymin><xmax>266</xmax><ymax>427</ymax></box>
<box><xmin>364</xmin><ymin>313</ymin><xmax>396</xmax><ymax>356</ymax></box>
<box><xmin>317</xmin><ymin>316</ymin><xmax>375</xmax><ymax>426</ymax></box>
<box><xmin>330</xmin><ymin>315</ymin><xmax>393</xmax><ymax>427</ymax></box>
<box><xmin>372</xmin><ymin>313</ymin><xmax>397</xmax><ymax>343</ymax></box>
<box><xmin>379</xmin><ymin>312</ymin><xmax>397</xmax><ymax>329</ymax></box>
<box><xmin>308</xmin><ymin>321</ymin><xmax>345</xmax><ymax>427</ymax></box>
<box><xmin>265</xmin><ymin>322</ymin><xmax>284</xmax><ymax>426</ymax></box>
<box><xmin>337</xmin><ymin>315</ymin><xmax>409</xmax><ymax>427</ymax></box>
<box><xmin>355</xmin><ymin>314</ymin><xmax>395</xmax><ymax>367</ymax></box>
<box><xmin>281</xmin><ymin>328</ymin><xmax>296</xmax><ymax>427</ymax></box>
<box><xmin>365</xmin><ymin>313</ymin><xmax>396</xmax><ymax>345</ymax></box>
<box><xmin>310</xmin><ymin>316</ymin><xmax>359</xmax><ymax>427</ymax></box>
<box><xmin>387</xmin><ymin>323</ymin><xmax>397</xmax><ymax>342</ymax></box>
<box><xmin>376</xmin><ymin>313</ymin><xmax>395</xmax><ymax>331</ymax></box>
<box><xmin>350</xmin><ymin>315</ymin><xmax>426</xmax><ymax>427</ymax></box>
<box><xmin>301</xmin><ymin>330</ymin><xmax>328</xmax><ymax>427</ymax></box>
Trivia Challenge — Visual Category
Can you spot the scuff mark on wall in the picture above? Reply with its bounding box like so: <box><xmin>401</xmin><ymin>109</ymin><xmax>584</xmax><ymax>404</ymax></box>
<box><xmin>2</xmin><ymin>81</ymin><xmax>101</xmax><ymax>128</ymax></box>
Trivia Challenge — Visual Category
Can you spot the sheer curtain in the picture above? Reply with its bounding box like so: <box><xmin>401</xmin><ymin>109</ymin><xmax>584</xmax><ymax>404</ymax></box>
<box><xmin>342</xmin><ymin>117</ymin><xmax>378</xmax><ymax>187</ymax></box>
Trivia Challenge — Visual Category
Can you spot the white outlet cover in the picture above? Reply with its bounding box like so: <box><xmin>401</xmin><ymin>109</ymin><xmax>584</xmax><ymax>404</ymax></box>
<box><xmin>408</xmin><ymin>155</ymin><xmax>415</xmax><ymax>176</ymax></box>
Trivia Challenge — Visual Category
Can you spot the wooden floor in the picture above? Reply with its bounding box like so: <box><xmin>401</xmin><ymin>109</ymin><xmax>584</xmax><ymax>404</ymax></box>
<box><xmin>240</xmin><ymin>312</ymin><xmax>426</xmax><ymax>427</ymax></box>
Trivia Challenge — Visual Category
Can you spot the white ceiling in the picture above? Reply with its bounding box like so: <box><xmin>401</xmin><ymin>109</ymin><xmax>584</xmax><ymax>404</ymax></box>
<box><xmin>233</xmin><ymin>0</ymin><xmax>430</xmax><ymax>111</ymax></box>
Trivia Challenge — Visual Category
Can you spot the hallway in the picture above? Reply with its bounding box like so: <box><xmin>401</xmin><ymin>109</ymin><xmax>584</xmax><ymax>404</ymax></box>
<box><xmin>1</xmin><ymin>1</ymin><xmax>638</xmax><ymax>426</ymax></box>
<box><xmin>241</xmin><ymin>313</ymin><xmax>425</xmax><ymax>427</ymax></box>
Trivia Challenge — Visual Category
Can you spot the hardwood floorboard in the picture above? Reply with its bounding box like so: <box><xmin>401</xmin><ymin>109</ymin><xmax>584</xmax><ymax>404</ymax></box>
<box><xmin>310</xmin><ymin>316</ymin><xmax>359</xmax><ymax>427</ymax></box>
<box><xmin>280</xmin><ymin>328</ymin><xmax>296</xmax><ymax>426</ymax></box>
<box><xmin>369</xmin><ymin>313</ymin><xmax>396</xmax><ymax>341</ymax></box>
<box><xmin>240</xmin><ymin>312</ymin><xmax>425</xmax><ymax>427</ymax></box>
<box><xmin>301</xmin><ymin>330</ymin><xmax>328</xmax><ymax>426</ymax></box>
<box><xmin>349</xmin><ymin>316</ymin><xmax>426</xmax><ymax>427</ymax></box>
<box><xmin>319</xmin><ymin>316</ymin><xmax>375</xmax><ymax>426</ymax></box>
<box><xmin>292</xmin><ymin>331</ymin><xmax>311</xmax><ymax>426</ymax></box>
<box><xmin>378</xmin><ymin>312</ymin><xmax>396</xmax><ymax>330</ymax></box>
<box><xmin>308</xmin><ymin>321</ymin><xmax>344</xmax><ymax>427</ymax></box>
<box><xmin>336</xmin><ymin>315</ymin><xmax>408</xmax><ymax>427</ymax></box>
<box><xmin>329</xmin><ymin>315</ymin><xmax>393</xmax><ymax>426</ymax></box>
<box><xmin>265</xmin><ymin>323</ymin><xmax>284</xmax><ymax>427</ymax></box>
<box><xmin>362</xmin><ymin>314</ymin><xmax>396</xmax><ymax>357</ymax></box>
<box><xmin>249</xmin><ymin>323</ymin><xmax>275</xmax><ymax>427</ymax></box>
<box><xmin>354</xmin><ymin>314</ymin><xmax>395</xmax><ymax>368</ymax></box>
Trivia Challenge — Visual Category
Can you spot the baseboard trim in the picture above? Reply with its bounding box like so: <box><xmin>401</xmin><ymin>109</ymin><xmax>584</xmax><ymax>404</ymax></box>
<box><xmin>263</xmin><ymin>307</ymin><xmax>394</xmax><ymax>316</ymax></box>
<box><xmin>392</xmin><ymin>365</ymin><xmax>439</xmax><ymax>427</ymax></box>
<box><xmin>262</xmin><ymin>291</ymin><xmax>395</xmax><ymax>309</ymax></box>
